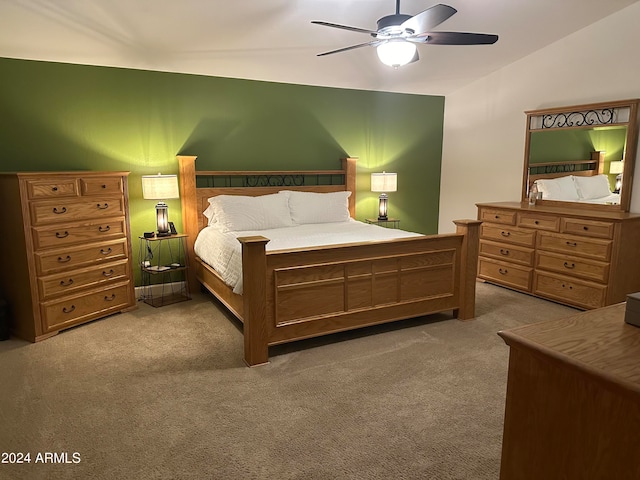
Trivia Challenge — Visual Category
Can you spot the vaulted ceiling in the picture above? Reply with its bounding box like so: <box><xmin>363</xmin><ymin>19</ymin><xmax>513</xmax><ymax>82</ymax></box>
<box><xmin>1</xmin><ymin>0</ymin><xmax>638</xmax><ymax>95</ymax></box>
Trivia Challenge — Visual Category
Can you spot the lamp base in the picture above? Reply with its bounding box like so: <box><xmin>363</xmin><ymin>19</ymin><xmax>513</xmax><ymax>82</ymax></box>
<box><xmin>377</xmin><ymin>215</ymin><xmax>389</xmax><ymax>221</ymax></box>
<box><xmin>156</xmin><ymin>232</ymin><xmax>171</xmax><ymax>237</ymax></box>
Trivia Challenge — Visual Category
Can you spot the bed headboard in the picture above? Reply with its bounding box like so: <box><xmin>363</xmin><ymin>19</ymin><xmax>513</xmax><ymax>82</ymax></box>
<box><xmin>178</xmin><ymin>156</ymin><xmax>357</xmax><ymax>232</ymax></box>
<box><xmin>527</xmin><ymin>150</ymin><xmax>605</xmax><ymax>192</ymax></box>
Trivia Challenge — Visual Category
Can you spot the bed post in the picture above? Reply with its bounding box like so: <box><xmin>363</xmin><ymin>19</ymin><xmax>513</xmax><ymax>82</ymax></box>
<box><xmin>177</xmin><ymin>155</ymin><xmax>198</xmax><ymax>293</ymax></box>
<box><xmin>453</xmin><ymin>219</ymin><xmax>482</xmax><ymax>320</ymax></box>
<box><xmin>342</xmin><ymin>157</ymin><xmax>357</xmax><ymax>218</ymax></box>
<box><xmin>238</xmin><ymin>236</ymin><xmax>270</xmax><ymax>366</ymax></box>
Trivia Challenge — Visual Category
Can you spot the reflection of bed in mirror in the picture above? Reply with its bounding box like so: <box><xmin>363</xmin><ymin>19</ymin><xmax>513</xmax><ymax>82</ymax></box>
<box><xmin>528</xmin><ymin>151</ymin><xmax>621</xmax><ymax>205</ymax></box>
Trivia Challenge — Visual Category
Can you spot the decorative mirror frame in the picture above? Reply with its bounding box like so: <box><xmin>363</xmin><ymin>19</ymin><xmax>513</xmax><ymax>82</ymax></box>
<box><xmin>521</xmin><ymin>99</ymin><xmax>639</xmax><ymax>212</ymax></box>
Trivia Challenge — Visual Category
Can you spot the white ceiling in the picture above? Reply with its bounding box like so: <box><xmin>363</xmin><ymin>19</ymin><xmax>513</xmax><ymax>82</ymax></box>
<box><xmin>1</xmin><ymin>0</ymin><xmax>638</xmax><ymax>95</ymax></box>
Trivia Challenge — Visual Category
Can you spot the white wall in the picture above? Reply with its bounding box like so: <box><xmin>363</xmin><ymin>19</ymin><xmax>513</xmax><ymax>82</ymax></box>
<box><xmin>439</xmin><ymin>2</ymin><xmax>640</xmax><ymax>233</ymax></box>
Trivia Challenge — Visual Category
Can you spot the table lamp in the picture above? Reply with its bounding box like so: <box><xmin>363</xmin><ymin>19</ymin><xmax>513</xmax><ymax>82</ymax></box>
<box><xmin>141</xmin><ymin>173</ymin><xmax>180</xmax><ymax>236</ymax></box>
<box><xmin>371</xmin><ymin>172</ymin><xmax>397</xmax><ymax>220</ymax></box>
<box><xmin>609</xmin><ymin>161</ymin><xmax>624</xmax><ymax>193</ymax></box>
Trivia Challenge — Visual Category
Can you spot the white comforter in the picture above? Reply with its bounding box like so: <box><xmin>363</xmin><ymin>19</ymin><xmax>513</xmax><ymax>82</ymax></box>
<box><xmin>194</xmin><ymin>219</ymin><xmax>422</xmax><ymax>294</ymax></box>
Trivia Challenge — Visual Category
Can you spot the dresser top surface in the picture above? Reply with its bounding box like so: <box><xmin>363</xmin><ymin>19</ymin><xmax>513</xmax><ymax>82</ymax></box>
<box><xmin>477</xmin><ymin>201</ymin><xmax>640</xmax><ymax>221</ymax></box>
<box><xmin>499</xmin><ymin>303</ymin><xmax>640</xmax><ymax>393</ymax></box>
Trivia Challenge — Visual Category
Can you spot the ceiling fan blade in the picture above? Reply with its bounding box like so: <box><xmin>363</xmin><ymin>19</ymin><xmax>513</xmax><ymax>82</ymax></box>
<box><xmin>316</xmin><ymin>41</ymin><xmax>380</xmax><ymax>57</ymax></box>
<box><xmin>413</xmin><ymin>31</ymin><xmax>499</xmax><ymax>45</ymax></box>
<box><xmin>311</xmin><ymin>21</ymin><xmax>378</xmax><ymax>35</ymax></box>
<box><xmin>401</xmin><ymin>4</ymin><xmax>457</xmax><ymax>34</ymax></box>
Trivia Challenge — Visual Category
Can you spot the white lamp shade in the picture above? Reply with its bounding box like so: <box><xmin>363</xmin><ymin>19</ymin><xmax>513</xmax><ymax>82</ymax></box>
<box><xmin>376</xmin><ymin>41</ymin><xmax>416</xmax><ymax>67</ymax></box>
<box><xmin>609</xmin><ymin>161</ymin><xmax>624</xmax><ymax>174</ymax></box>
<box><xmin>141</xmin><ymin>174</ymin><xmax>180</xmax><ymax>200</ymax></box>
<box><xmin>371</xmin><ymin>172</ymin><xmax>398</xmax><ymax>192</ymax></box>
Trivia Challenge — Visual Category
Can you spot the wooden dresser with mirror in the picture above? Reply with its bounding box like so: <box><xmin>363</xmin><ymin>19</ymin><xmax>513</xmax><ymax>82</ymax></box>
<box><xmin>477</xmin><ymin>99</ymin><xmax>640</xmax><ymax>309</ymax></box>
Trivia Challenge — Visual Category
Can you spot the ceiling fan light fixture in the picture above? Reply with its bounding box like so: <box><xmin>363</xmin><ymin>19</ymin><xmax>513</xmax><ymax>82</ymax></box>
<box><xmin>376</xmin><ymin>40</ymin><xmax>416</xmax><ymax>67</ymax></box>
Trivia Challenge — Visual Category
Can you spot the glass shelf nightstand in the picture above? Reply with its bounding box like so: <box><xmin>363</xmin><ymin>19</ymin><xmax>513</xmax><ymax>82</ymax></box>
<box><xmin>139</xmin><ymin>234</ymin><xmax>191</xmax><ymax>307</ymax></box>
<box><xmin>365</xmin><ymin>218</ymin><xmax>400</xmax><ymax>229</ymax></box>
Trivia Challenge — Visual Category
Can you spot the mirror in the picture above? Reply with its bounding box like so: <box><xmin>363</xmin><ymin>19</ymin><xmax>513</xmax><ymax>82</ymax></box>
<box><xmin>521</xmin><ymin>99</ymin><xmax>639</xmax><ymax>212</ymax></box>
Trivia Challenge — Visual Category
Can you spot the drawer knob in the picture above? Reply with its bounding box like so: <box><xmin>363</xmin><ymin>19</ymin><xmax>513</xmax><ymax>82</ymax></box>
<box><xmin>101</xmin><ymin>184</ymin><xmax>107</xmax><ymax>189</ymax></box>
<box><xmin>98</xmin><ymin>225</ymin><xmax>111</xmax><ymax>233</ymax></box>
<box><xmin>62</xmin><ymin>305</ymin><xmax>76</xmax><ymax>314</ymax></box>
<box><xmin>60</xmin><ymin>279</ymin><xmax>74</xmax><ymax>287</ymax></box>
<box><xmin>104</xmin><ymin>294</ymin><xmax>116</xmax><ymax>302</ymax></box>
<box><xmin>501</xmin><ymin>231</ymin><xmax>511</xmax><ymax>237</ymax></box>
<box><xmin>500</xmin><ymin>249</ymin><xmax>510</xmax><ymax>256</ymax></box>
<box><xmin>100</xmin><ymin>247</ymin><xmax>113</xmax><ymax>255</ymax></box>
<box><xmin>498</xmin><ymin>268</ymin><xmax>508</xmax><ymax>275</ymax></box>
<box><xmin>494</xmin><ymin>215</ymin><xmax>500</xmax><ymax>219</ymax></box>
<box><xmin>564</xmin><ymin>262</ymin><xmax>575</xmax><ymax>269</ymax></box>
<box><xmin>583</xmin><ymin>226</ymin><xmax>589</xmax><ymax>231</ymax></box>
<box><xmin>534</xmin><ymin>220</ymin><xmax>539</xmax><ymax>225</ymax></box>
<box><xmin>53</xmin><ymin>206</ymin><xmax>67</xmax><ymax>214</ymax></box>
<box><xmin>97</xmin><ymin>203</ymin><xmax>109</xmax><ymax>209</ymax></box>
<box><xmin>55</xmin><ymin>231</ymin><xmax>69</xmax><ymax>239</ymax></box>
<box><xmin>565</xmin><ymin>241</ymin><xmax>577</xmax><ymax>247</ymax></box>
<box><xmin>52</xmin><ymin>186</ymin><xmax>58</xmax><ymax>192</ymax></box>
<box><xmin>57</xmin><ymin>255</ymin><xmax>71</xmax><ymax>263</ymax></box>
<box><xmin>103</xmin><ymin>269</ymin><xmax>115</xmax><ymax>277</ymax></box>
<box><xmin>561</xmin><ymin>283</ymin><xmax>574</xmax><ymax>290</ymax></box>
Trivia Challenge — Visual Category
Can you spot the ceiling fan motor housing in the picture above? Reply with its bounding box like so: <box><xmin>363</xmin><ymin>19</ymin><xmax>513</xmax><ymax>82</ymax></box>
<box><xmin>376</xmin><ymin>14</ymin><xmax>413</xmax><ymax>36</ymax></box>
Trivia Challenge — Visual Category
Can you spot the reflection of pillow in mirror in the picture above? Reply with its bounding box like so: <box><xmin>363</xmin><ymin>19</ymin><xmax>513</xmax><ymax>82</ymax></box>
<box><xmin>573</xmin><ymin>174</ymin><xmax>612</xmax><ymax>200</ymax></box>
<box><xmin>535</xmin><ymin>175</ymin><xmax>580</xmax><ymax>201</ymax></box>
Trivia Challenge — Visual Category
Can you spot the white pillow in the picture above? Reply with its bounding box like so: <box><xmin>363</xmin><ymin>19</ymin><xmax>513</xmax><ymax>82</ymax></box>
<box><xmin>206</xmin><ymin>194</ymin><xmax>293</xmax><ymax>232</ymax></box>
<box><xmin>203</xmin><ymin>204</ymin><xmax>217</xmax><ymax>226</ymax></box>
<box><xmin>280</xmin><ymin>190</ymin><xmax>352</xmax><ymax>224</ymax></box>
<box><xmin>535</xmin><ymin>176</ymin><xmax>580</xmax><ymax>201</ymax></box>
<box><xmin>573</xmin><ymin>174</ymin><xmax>612</xmax><ymax>200</ymax></box>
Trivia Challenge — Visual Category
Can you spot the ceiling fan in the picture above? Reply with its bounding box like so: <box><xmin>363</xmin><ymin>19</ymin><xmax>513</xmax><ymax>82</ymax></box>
<box><xmin>312</xmin><ymin>2</ymin><xmax>498</xmax><ymax>68</ymax></box>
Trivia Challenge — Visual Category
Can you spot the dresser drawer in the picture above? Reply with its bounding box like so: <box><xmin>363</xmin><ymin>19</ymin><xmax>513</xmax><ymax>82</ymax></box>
<box><xmin>481</xmin><ymin>224</ymin><xmax>536</xmax><ymax>247</ymax></box>
<box><xmin>30</xmin><ymin>196</ymin><xmax>125</xmax><ymax>225</ymax></box>
<box><xmin>35</xmin><ymin>238</ymin><xmax>129</xmax><ymax>275</ymax></box>
<box><xmin>534</xmin><ymin>272</ymin><xmax>606</xmax><ymax>309</ymax></box>
<box><xmin>561</xmin><ymin>217</ymin><xmax>615</xmax><ymax>240</ymax></box>
<box><xmin>80</xmin><ymin>176</ymin><xmax>124</xmax><ymax>196</ymax></box>
<box><xmin>41</xmin><ymin>282</ymin><xmax>133</xmax><ymax>333</ymax></box>
<box><xmin>38</xmin><ymin>260</ymin><xmax>130</xmax><ymax>300</ymax></box>
<box><xmin>480</xmin><ymin>240</ymin><xmax>534</xmax><ymax>267</ymax></box>
<box><xmin>33</xmin><ymin>218</ymin><xmax>126</xmax><ymax>249</ymax></box>
<box><xmin>536</xmin><ymin>232</ymin><xmax>612</xmax><ymax>261</ymax></box>
<box><xmin>25</xmin><ymin>178</ymin><xmax>77</xmax><ymax>199</ymax></box>
<box><xmin>535</xmin><ymin>251</ymin><xmax>609</xmax><ymax>284</ymax></box>
<box><xmin>479</xmin><ymin>208</ymin><xmax>516</xmax><ymax>226</ymax></box>
<box><xmin>517</xmin><ymin>212</ymin><xmax>560</xmax><ymax>232</ymax></box>
<box><xmin>479</xmin><ymin>258</ymin><xmax>532</xmax><ymax>291</ymax></box>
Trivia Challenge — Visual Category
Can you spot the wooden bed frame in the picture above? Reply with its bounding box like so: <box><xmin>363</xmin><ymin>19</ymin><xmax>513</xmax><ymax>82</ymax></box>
<box><xmin>178</xmin><ymin>155</ymin><xmax>481</xmax><ymax>366</ymax></box>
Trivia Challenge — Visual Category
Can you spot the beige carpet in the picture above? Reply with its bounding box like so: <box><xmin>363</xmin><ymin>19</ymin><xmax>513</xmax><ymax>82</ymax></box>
<box><xmin>0</xmin><ymin>282</ymin><xmax>576</xmax><ymax>480</ymax></box>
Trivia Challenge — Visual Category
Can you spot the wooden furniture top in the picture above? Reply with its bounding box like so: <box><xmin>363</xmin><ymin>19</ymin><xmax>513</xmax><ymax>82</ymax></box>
<box><xmin>476</xmin><ymin>201</ymin><xmax>640</xmax><ymax>221</ymax></box>
<box><xmin>498</xmin><ymin>303</ymin><xmax>640</xmax><ymax>396</ymax></box>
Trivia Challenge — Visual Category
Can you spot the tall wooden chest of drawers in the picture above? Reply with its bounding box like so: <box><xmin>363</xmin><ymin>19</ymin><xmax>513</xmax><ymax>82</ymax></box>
<box><xmin>0</xmin><ymin>171</ymin><xmax>136</xmax><ymax>341</ymax></box>
<box><xmin>477</xmin><ymin>202</ymin><xmax>640</xmax><ymax>309</ymax></box>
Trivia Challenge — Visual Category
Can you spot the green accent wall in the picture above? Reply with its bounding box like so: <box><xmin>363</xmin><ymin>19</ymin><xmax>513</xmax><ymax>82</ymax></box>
<box><xmin>0</xmin><ymin>57</ymin><xmax>445</xmax><ymax>286</ymax></box>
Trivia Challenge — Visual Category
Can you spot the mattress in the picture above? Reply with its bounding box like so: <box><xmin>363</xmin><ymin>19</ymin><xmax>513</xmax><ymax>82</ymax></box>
<box><xmin>194</xmin><ymin>219</ymin><xmax>422</xmax><ymax>294</ymax></box>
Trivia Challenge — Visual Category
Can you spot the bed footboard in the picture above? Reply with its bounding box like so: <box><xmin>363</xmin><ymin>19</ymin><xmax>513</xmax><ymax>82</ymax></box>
<box><xmin>239</xmin><ymin>220</ymin><xmax>480</xmax><ymax>366</ymax></box>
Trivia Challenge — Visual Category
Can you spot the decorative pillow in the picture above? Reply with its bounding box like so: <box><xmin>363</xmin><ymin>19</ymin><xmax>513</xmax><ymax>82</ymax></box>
<box><xmin>573</xmin><ymin>174</ymin><xmax>612</xmax><ymax>200</ymax></box>
<box><xmin>206</xmin><ymin>193</ymin><xmax>293</xmax><ymax>232</ymax></box>
<box><xmin>535</xmin><ymin>176</ymin><xmax>580</xmax><ymax>201</ymax></box>
<box><xmin>280</xmin><ymin>190</ymin><xmax>352</xmax><ymax>224</ymax></box>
